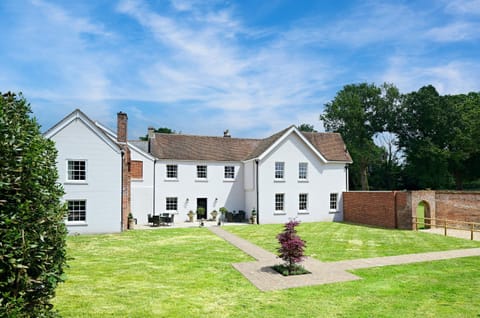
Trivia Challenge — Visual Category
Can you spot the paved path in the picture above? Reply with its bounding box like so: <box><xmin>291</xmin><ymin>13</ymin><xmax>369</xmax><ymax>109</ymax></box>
<box><xmin>209</xmin><ymin>226</ymin><xmax>480</xmax><ymax>292</ymax></box>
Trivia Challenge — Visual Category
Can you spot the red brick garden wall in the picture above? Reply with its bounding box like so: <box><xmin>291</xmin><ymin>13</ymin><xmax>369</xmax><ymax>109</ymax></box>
<box><xmin>435</xmin><ymin>191</ymin><xmax>480</xmax><ymax>223</ymax></box>
<box><xmin>343</xmin><ymin>191</ymin><xmax>398</xmax><ymax>228</ymax></box>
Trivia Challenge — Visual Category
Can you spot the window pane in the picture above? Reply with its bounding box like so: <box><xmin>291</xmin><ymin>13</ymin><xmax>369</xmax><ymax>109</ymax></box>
<box><xmin>275</xmin><ymin>162</ymin><xmax>284</xmax><ymax>179</ymax></box>
<box><xmin>224</xmin><ymin>166</ymin><xmax>235</xmax><ymax>179</ymax></box>
<box><xmin>299</xmin><ymin>162</ymin><xmax>308</xmax><ymax>179</ymax></box>
<box><xmin>67</xmin><ymin>200</ymin><xmax>86</xmax><ymax>221</ymax></box>
<box><xmin>166</xmin><ymin>165</ymin><xmax>178</xmax><ymax>178</ymax></box>
<box><xmin>330</xmin><ymin>193</ymin><xmax>338</xmax><ymax>210</ymax></box>
<box><xmin>67</xmin><ymin>160</ymin><xmax>86</xmax><ymax>181</ymax></box>
<box><xmin>197</xmin><ymin>165</ymin><xmax>207</xmax><ymax>178</ymax></box>
<box><xmin>166</xmin><ymin>197</ymin><xmax>178</xmax><ymax>211</ymax></box>
<box><xmin>275</xmin><ymin>193</ymin><xmax>284</xmax><ymax>211</ymax></box>
<box><xmin>299</xmin><ymin>193</ymin><xmax>308</xmax><ymax>210</ymax></box>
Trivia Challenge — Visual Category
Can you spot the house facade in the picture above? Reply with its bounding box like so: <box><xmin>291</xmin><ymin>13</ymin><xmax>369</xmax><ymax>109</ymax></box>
<box><xmin>45</xmin><ymin>109</ymin><xmax>352</xmax><ymax>234</ymax></box>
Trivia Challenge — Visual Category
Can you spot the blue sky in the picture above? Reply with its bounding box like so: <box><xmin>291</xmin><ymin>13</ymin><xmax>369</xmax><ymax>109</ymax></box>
<box><xmin>1</xmin><ymin>0</ymin><xmax>479</xmax><ymax>139</ymax></box>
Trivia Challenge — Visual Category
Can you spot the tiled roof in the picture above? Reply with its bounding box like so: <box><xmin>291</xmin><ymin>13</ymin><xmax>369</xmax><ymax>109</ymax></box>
<box><xmin>148</xmin><ymin>128</ymin><xmax>352</xmax><ymax>162</ymax></box>
<box><xmin>150</xmin><ymin>134</ymin><xmax>261</xmax><ymax>161</ymax></box>
<box><xmin>301</xmin><ymin>132</ymin><xmax>352</xmax><ymax>162</ymax></box>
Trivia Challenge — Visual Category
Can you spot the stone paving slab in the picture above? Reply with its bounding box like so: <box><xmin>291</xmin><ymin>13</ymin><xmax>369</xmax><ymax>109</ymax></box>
<box><xmin>209</xmin><ymin>226</ymin><xmax>480</xmax><ymax>292</ymax></box>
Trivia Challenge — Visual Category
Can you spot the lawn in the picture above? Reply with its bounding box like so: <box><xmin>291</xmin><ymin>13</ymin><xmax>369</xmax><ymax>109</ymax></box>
<box><xmin>53</xmin><ymin>223</ymin><xmax>480</xmax><ymax>317</ymax></box>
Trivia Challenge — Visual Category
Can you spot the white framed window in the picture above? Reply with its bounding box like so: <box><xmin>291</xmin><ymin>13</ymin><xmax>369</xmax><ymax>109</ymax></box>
<box><xmin>197</xmin><ymin>165</ymin><xmax>207</xmax><ymax>179</ymax></box>
<box><xmin>275</xmin><ymin>193</ymin><xmax>285</xmax><ymax>211</ymax></box>
<box><xmin>330</xmin><ymin>193</ymin><xmax>338</xmax><ymax>211</ymax></box>
<box><xmin>275</xmin><ymin>162</ymin><xmax>284</xmax><ymax>179</ymax></box>
<box><xmin>224</xmin><ymin>166</ymin><xmax>235</xmax><ymax>179</ymax></box>
<box><xmin>166</xmin><ymin>165</ymin><xmax>178</xmax><ymax>179</ymax></box>
<box><xmin>299</xmin><ymin>193</ymin><xmax>308</xmax><ymax>211</ymax></box>
<box><xmin>166</xmin><ymin>197</ymin><xmax>178</xmax><ymax>211</ymax></box>
<box><xmin>299</xmin><ymin>162</ymin><xmax>308</xmax><ymax>180</ymax></box>
<box><xmin>67</xmin><ymin>200</ymin><xmax>86</xmax><ymax>222</ymax></box>
<box><xmin>67</xmin><ymin>160</ymin><xmax>86</xmax><ymax>181</ymax></box>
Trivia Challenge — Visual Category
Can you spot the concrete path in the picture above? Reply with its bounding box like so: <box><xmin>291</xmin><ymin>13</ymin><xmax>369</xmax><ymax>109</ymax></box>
<box><xmin>209</xmin><ymin>226</ymin><xmax>480</xmax><ymax>292</ymax></box>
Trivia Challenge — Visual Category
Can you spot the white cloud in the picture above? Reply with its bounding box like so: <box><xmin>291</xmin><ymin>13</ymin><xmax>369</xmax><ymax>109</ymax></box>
<box><xmin>426</xmin><ymin>21</ymin><xmax>480</xmax><ymax>42</ymax></box>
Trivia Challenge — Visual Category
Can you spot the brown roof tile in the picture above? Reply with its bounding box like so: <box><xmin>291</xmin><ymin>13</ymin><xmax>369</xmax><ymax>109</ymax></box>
<box><xmin>149</xmin><ymin>128</ymin><xmax>352</xmax><ymax>162</ymax></box>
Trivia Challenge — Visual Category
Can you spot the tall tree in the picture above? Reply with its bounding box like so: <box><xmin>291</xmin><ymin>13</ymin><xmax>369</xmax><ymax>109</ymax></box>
<box><xmin>394</xmin><ymin>85</ymin><xmax>453</xmax><ymax>189</ymax></box>
<box><xmin>321</xmin><ymin>83</ymin><xmax>400</xmax><ymax>190</ymax></box>
<box><xmin>0</xmin><ymin>92</ymin><xmax>67</xmax><ymax>317</ymax></box>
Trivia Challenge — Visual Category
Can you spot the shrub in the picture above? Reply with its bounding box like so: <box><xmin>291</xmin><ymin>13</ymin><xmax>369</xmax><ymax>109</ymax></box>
<box><xmin>0</xmin><ymin>92</ymin><xmax>68</xmax><ymax>317</ymax></box>
<box><xmin>276</xmin><ymin>220</ymin><xmax>307</xmax><ymax>275</ymax></box>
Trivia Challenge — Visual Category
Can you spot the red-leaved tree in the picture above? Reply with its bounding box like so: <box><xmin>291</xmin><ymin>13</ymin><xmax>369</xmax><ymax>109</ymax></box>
<box><xmin>277</xmin><ymin>220</ymin><xmax>306</xmax><ymax>274</ymax></box>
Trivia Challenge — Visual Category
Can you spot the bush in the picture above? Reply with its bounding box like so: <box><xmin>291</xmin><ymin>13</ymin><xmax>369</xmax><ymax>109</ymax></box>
<box><xmin>0</xmin><ymin>92</ymin><xmax>68</xmax><ymax>317</ymax></box>
<box><xmin>276</xmin><ymin>220</ymin><xmax>307</xmax><ymax>275</ymax></box>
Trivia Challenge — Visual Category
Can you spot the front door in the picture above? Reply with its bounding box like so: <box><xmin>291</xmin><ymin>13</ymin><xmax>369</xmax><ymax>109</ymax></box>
<box><xmin>196</xmin><ymin>198</ymin><xmax>207</xmax><ymax>220</ymax></box>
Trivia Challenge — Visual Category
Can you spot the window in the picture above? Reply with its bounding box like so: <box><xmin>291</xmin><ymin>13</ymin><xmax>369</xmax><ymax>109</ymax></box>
<box><xmin>67</xmin><ymin>160</ymin><xmax>86</xmax><ymax>181</ymax></box>
<box><xmin>166</xmin><ymin>197</ymin><xmax>178</xmax><ymax>211</ymax></box>
<box><xmin>299</xmin><ymin>162</ymin><xmax>308</xmax><ymax>180</ymax></box>
<box><xmin>299</xmin><ymin>193</ymin><xmax>308</xmax><ymax>211</ymax></box>
<box><xmin>330</xmin><ymin>193</ymin><xmax>338</xmax><ymax>210</ymax></box>
<box><xmin>275</xmin><ymin>162</ymin><xmax>284</xmax><ymax>179</ymax></box>
<box><xmin>224</xmin><ymin>166</ymin><xmax>235</xmax><ymax>179</ymax></box>
<box><xmin>67</xmin><ymin>200</ymin><xmax>86</xmax><ymax>222</ymax></box>
<box><xmin>197</xmin><ymin>165</ymin><xmax>207</xmax><ymax>179</ymax></box>
<box><xmin>275</xmin><ymin>193</ymin><xmax>284</xmax><ymax>211</ymax></box>
<box><xmin>131</xmin><ymin>160</ymin><xmax>143</xmax><ymax>179</ymax></box>
<box><xmin>166</xmin><ymin>165</ymin><xmax>178</xmax><ymax>179</ymax></box>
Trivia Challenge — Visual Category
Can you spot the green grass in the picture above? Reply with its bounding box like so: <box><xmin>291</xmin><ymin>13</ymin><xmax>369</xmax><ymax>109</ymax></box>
<box><xmin>53</xmin><ymin>223</ymin><xmax>480</xmax><ymax>317</ymax></box>
<box><xmin>225</xmin><ymin>222</ymin><xmax>480</xmax><ymax>261</ymax></box>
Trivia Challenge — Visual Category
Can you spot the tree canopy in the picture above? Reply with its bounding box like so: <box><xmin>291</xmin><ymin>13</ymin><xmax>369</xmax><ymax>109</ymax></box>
<box><xmin>0</xmin><ymin>92</ymin><xmax>67</xmax><ymax>317</ymax></box>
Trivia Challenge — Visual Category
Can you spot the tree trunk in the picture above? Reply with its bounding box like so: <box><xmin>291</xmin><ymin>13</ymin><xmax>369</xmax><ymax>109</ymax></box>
<box><xmin>360</xmin><ymin>164</ymin><xmax>369</xmax><ymax>190</ymax></box>
<box><xmin>454</xmin><ymin>171</ymin><xmax>464</xmax><ymax>190</ymax></box>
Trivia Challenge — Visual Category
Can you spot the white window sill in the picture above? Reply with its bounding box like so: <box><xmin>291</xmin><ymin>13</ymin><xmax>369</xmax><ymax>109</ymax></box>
<box><xmin>274</xmin><ymin>211</ymin><xmax>286</xmax><ymax>215</ymax></box>
<box><xmin>164</xmin><ymin>178</ymin><xmax>179</xmax><ymax>182</ymax></box>
<box><xmin>329</xmin><ymin>210</ymin><xmax>340</xmax><ymax>214</ymax></box>
<box><xmin>64</xmin><ymin>181</ymin><xmax>88</xmax><ymax>185</ymax></box>
<box><xmin>298</xmin><ymin>211</ymin><xmax>309</xmax><ymax>215</ymax></box>
<box><xmin>66</xmin><ymin>222</ymin><xmax>88</xmax><ymax>226</ymax></box>
<box><xmin>195</xmin><ymin>179</ymin><xmax>208</xmax><ymax>182</ymax></box>
<box><xmin>297</xmin><ymin>179</ymin><xmax>309</xmax><ymax>183</ymax></box>
<box><xmin>223</xmin><ymin>179</ymin><xmax>235</xmax><ymax>182</ymax></box>
<box><xmin>274</xmin><ymin>179</ymin><xmax>285</xmax><ymax>183</ymax></box>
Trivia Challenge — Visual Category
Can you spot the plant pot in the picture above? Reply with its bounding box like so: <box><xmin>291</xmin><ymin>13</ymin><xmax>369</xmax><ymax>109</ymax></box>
<box><xmin>128</xmin><ymin>218</ymin><xmax>135</xmax><ymax>229</ymax></box>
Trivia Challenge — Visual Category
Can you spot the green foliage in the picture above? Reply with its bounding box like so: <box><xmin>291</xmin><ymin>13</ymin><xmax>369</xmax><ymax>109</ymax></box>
<box><xmin>139</xmin><ymin>127</ymin><xmax>175</xmax><ymax>140</ymax></box>
<box><xmin>0</xmin><ymin>92</ymin><xmax>67</xmax><ymax>317</ymax></box>
<box><xmin>296</xmin><ymin>123</ymin><xmax>316</xmax><ymax>132</ymax></box>
<box><xmin>321</xmin><ymin>83</ymin><xmax>400</xmax><ymax>190</ymax></box>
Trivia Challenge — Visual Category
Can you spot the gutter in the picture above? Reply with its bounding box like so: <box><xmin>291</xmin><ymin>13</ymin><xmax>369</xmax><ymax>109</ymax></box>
<box><xmin>153</xmin><ymin>159</ymin><xmax>157</xmax><ymax>216</ymax></box>
<box><xmin>120</xmin><ymin>150</ymin><xmax>125</xmax><ymax>231</ymax></box>
<box><xmin>255</xmin><ymin>159</ymin><xmax>259</xmax><ymax>224</ymax></box>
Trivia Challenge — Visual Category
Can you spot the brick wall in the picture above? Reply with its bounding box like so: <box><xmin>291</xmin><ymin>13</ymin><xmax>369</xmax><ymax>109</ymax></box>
<box><xmin>436</xmin><ymin>191</ymin><xmax>480</xmax><ymax>224</ymax></box>
<box><xmin>395</xmin><ymin>191</ymin><xmax>411</xmax><ymax>229</ymax></box>
<box><xmin>131</xmin><ymin>160</ymin><xmax>143</xmax><ymax>179</ymax></box>
<box><xmin>343</xmin><ymin>191</ymin><xmax>397</xmax><ymax>228</ymax></box>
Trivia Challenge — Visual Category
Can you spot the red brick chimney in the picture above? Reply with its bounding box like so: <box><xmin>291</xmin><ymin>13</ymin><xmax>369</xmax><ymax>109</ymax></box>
<box><xmin>117</xmin><ymin>112</ymin><xmax>128</xmax><ymax>143</ymax></box>
<box><xmin>117</xmin><ymin>111</ymin><xmax>131</xmax><ymax>231</ymax></box>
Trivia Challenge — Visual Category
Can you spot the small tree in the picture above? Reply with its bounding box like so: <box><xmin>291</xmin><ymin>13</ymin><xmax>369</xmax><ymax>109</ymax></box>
<box><xmin>0</xmin><ymin>92</ymin><xmax>67</xmax><ymax>317</ymax></box>
<box><xmin>276</xmin><ymin>220</ymin><xmax>306</xmax><ymax>275</ymax></box>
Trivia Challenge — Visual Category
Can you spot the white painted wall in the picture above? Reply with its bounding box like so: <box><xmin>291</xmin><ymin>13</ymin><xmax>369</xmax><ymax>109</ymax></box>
<box><xmin>51</xmin><ymin>118</ymin><xmax>122</xmax><ymax>234</ymax></box>
<box><xmin>154</xmin><ymin>160</ymin><xmax>245</xmax><ymax>223</ymax></box>
<box><xmin>244</xmin><ymin>160</ymin><xmax>257</xmax><ymax>218</ymax></box>
<box><xmin>130</xmin><ymin>146</ymin><xmax>154</xmax><ymax>225</ymax></box>
<box><xmin>257</xmin><ymin>133</ymin><xmax>347</xmax><ymax>224</ymax></box>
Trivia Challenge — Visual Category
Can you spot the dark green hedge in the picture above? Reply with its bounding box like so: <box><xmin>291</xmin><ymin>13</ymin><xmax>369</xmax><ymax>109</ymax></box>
<box><xmin>0</xmin><ymin>92</ymin><xmax>67</xmax><ymax>317</ymax></box>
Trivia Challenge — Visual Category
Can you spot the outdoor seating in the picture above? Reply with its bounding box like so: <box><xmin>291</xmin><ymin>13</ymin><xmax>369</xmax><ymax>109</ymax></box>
<box><xmin>148</xmin><ymin>213</ymin><xmax>174</xmax><ymax>226</ymax></box>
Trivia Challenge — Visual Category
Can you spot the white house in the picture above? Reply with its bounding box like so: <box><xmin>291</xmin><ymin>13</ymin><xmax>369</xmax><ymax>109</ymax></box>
<box><xmin>45</xmin><ymin>109</ymin><xmax>352</xmax><ymax>234</ymax></box>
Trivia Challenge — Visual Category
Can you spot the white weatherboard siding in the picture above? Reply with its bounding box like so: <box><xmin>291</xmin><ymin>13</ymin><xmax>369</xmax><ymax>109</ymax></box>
<box><xmin>257</xmin><ymin>133</ymin><xmax>346</xmax><ymax>224</ymax></box>
<box><xmin>154</xmin><ymin>161</ymin><xmax>245</xmax><ymax>222</ymax></box>
<box><xmin>130</xmin><ymin>146</ymin><xmax>154</xmax><ymax>225</ymax></box>
<box><xmin>51</xmin><ymin>118</ymin><xmax>122</xmax><ymax>234</ymax></box>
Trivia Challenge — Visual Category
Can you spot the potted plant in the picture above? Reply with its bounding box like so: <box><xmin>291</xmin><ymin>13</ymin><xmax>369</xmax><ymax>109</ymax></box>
<box><xmin>250</xmin><ymin>208</ymin><xmax>257</xmax><ymax>224</ymax></box>
<box><xmin>128</xmin><ymin>213</ymin><xmax>135</xmax><ymax>229</ymax></box>
<box><xmin>197</xmin><ymin>207</ymin><xmax>206</xmax><ymax>220</ymax></box>
<box><xmin>187</xmin><ymin>210</ymin><xmax>194</xmax><ymax>222</ymax></box>
<box><xmin>211</xmin><ymin>210</ymin><xmax>218</xmax><ymax>221</ymax></box>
